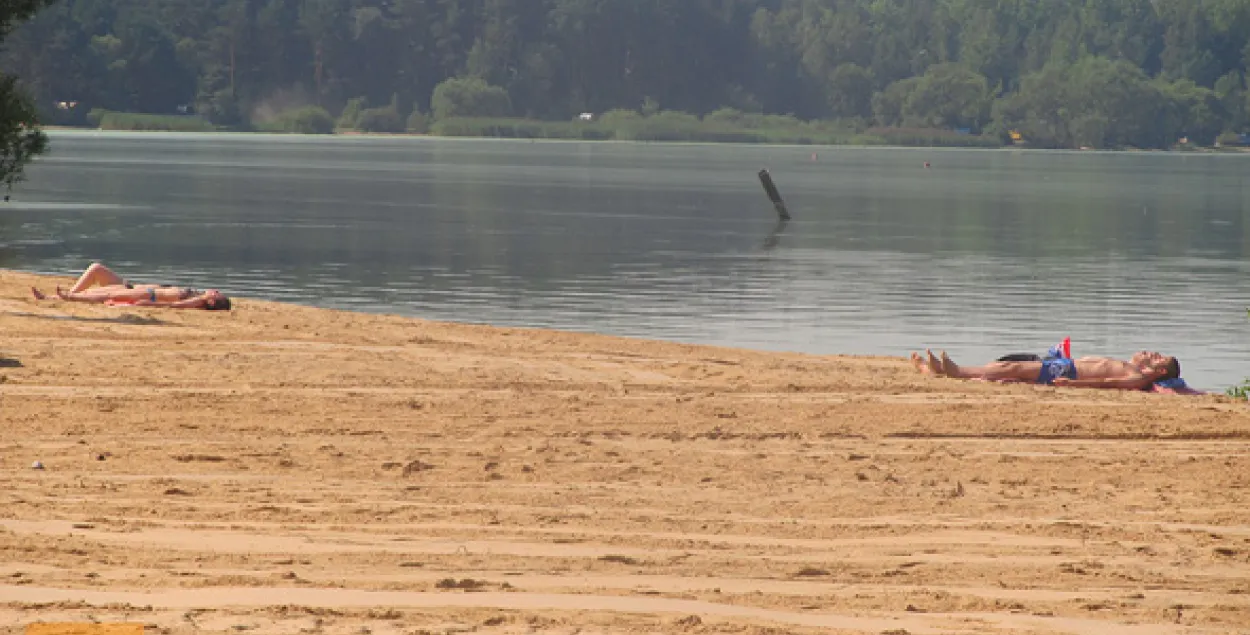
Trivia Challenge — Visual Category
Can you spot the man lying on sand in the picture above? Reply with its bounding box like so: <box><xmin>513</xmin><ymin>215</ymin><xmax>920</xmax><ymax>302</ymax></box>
<box><xmin>31</xmin><ymin>262</ymin><xmax>232</xmax><ymax>311</ymax></box>
<box><xmin>911</xmin><ymin>349</ymin><xmax>1180</xmax><ymax>391</ymax></box>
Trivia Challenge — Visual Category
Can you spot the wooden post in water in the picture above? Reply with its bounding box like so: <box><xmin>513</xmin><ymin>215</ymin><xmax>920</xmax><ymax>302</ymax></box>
<box><xmin>758</xmin><ymin>169</ymin><xmax>791</xmax><ymax>221</ymax></box>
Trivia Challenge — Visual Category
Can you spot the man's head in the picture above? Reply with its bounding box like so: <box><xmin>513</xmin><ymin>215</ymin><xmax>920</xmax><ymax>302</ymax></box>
<box><xmin>203</xmin><ymin>289</ymin><xmax>232</xmax><ymax>311</ymax></box>
<box><xmin>1131</xmin><ymin>351</ymin><xmax>1180</xmax><ymax>381</ymax></box>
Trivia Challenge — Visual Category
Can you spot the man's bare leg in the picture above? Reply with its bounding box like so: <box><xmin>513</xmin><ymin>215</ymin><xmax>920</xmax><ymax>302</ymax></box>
<box><xmin>910</xmin><ymin>352</ymin><xmax>932</xmax><ymax>375</ymax></box>
<box><xmin>910</xmin><ymin>351</ymin><xmax>948</xmax><ymax>377</ymax></box>
<box><xmin>940</xmin><ymin>351</ymin><xmax>959</xmax><ymax>377</ymax></box>
<box><xmin>940</xmin><ymin>350</ymin><xmax>1040</xmax><ymax>382</ymax></box>
<box><xmin>68</xmin><ymin>263</ymin><xmax>126</xmax><ymax>293</ymax></box>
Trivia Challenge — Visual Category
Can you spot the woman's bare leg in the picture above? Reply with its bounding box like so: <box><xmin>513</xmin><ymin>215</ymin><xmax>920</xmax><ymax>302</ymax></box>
<box><xmin>57</xmin><ymin>286</ymin><xmax>92</xmax><ymax>302</ymax></box>
<box><xmin>68</xmin><ymin>263</ymin><xmax>126</xmax><ymax>293</ymax></box>
<box><xmin>56</xmin><ymin>285</ymin><xmax>111</xmax><ymax>303</ymax></box>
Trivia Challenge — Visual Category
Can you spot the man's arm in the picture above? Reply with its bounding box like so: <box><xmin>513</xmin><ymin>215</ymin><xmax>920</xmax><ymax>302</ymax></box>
<box><xmin>1052</xmin><ymin>376</ymin><xmax>1154</xmax><ymax>391</ymax></box>
<box><xmin>1054</xmin><ymin>364</ymin><xmax>1166</xmax><ymax>391</ymax></box>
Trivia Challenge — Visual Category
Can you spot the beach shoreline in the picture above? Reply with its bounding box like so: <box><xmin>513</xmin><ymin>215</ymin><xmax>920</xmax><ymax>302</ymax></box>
<box><xmin>2</xmin><ymin>269</ymin><xmax>1248</xmax><ymax>634</ymax></box>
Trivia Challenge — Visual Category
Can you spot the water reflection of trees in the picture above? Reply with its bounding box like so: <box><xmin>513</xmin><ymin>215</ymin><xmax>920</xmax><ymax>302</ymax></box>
<box><xmin>9</xmin><ymin>137</ymin><xmax>1250</xmax><ymax>295</ymax></box>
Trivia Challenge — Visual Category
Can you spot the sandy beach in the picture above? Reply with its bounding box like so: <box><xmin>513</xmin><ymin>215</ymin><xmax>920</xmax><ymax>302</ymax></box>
<box><xmin>1</xmin><ymin>269</ymin><xmax>1248</xmax><ymax>635</ymax></box>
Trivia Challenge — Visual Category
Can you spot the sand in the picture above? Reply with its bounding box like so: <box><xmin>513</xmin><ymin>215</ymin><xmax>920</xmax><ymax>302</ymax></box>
<box><xmin>1</xmin><ymin>269</ymin><xmax>1248</xmax><ymax>635</ymax></box>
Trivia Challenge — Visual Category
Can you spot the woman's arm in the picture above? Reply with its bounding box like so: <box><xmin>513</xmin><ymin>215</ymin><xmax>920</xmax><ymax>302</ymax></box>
<box><xmin>164</xmin><ymin>296</ymin><xmax>211</xmax><ymax>309</ymax></box>
<box><xmin>106</xmin><ymin>295</ymin><xmax>205</xmax><ymax>309</ymax></box>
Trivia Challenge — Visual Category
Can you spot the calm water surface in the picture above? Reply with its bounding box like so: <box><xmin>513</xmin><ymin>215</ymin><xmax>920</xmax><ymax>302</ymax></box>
<box><xmin>4</xmin><ymin>131</ymin><xmax>1249</xmax><ymax>390</ymax></box>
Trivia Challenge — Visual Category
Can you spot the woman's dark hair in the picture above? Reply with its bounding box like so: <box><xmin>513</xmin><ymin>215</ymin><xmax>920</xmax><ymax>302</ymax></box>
<box><xmin>1161</xmin><ymin>357</ymin><xmax>1181</xmax><ymax>381</ymax></box>
<box><xmin>205</xmin><ymin>296</ymin><xmax>232</xmax><ymax>311</ymax></box>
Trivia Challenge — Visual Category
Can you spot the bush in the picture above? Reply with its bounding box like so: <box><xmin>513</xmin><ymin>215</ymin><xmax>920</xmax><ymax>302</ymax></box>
<box><xmin>1216</xmin><ymin>131</ymin><xmax>1249</xmax><ymax>147</ymax></box>
<box><xmin>1228</xmin><ymin>378</ymin><xmax>1250</xmax><ymax>400</ymax></box>
<box><xmin>423</xmin><ymin>112</ymin><xmax>857</xmax><ymax>145</ymax></box>
<box><xmin>337</xmin><ymin>96</ymin><xmax>367</xmax><ymax>129</ymax></box>
<box><xmin>430</xmin><ymin>77</ymin><xmax>511</xmax><ymax>120</ymax></box>
<box><xmin>95</xmin><ymin>111</ymin><xmax>215</xmax><ymax>132</ymax></box>
<box><xmin>406</xmin><ymin>110</ymin><xmax>430</xmax><ymax>133</ymax></box>
<box><xmin>628</xmin><ymin>110</ymin><xmax>702</xmax><ymax>141</ymax></box>
<box><xmin>596</xmin><ymin>108</ymin><xmax>644</xmax><ymax>137</ymax></box>
<box><xmin>863</xmin><ymin>126</ymin><xmax>1001</xmax><ymax>148</ymax></box>
<box><xmin>258</xmin><ymin>106</ymin><xmax>335</xmax><ymax>134</ymax></box>
<box><xmin>429</xmin><ymin>117</ymin><xmax>612</xmax><ymax>140</ymax></box>
<box><xmin>415</xmin><ymin>110</ymin><xmax>998</xmax><ymax>148</ymax></box>
<box><xmin>197</xmin><ymin>89</ymin><xmax>243</xmax><ymax>126</ymax></box>
<box><xmin>703</xmin><ymin>107</ymin><xmax>747</xmax><ymax>126</ymax></box>
<box><xmin>356</xmin><ymin>105</ymin><xmax>404</xmax><ymax>133</ymax></box>
<box><xmin>848</xmin><ymin>133</ymin><xmax>889</xmax><ymax>146</ymax></box>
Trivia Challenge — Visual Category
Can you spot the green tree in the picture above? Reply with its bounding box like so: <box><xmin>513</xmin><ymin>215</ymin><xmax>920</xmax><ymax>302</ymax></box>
<box><xmin>0</xmin><ymin>0</ymin><xmax>55</xmax><ymax>189</ymax></box>
<box><xmin>299</xmin><ymin>0</ymin><xmax>353</xmax><ymax>106</ymax></box>
<box><xmin>991</xmin><ymin>64</ymin><xmax>1072</xmax><ymax>147</ymax></box>
<box><xmin>997</xmin><ymin>56</ymin><xmax>1176</xmax><ymax>149</ymax></box>
<box><xmin>866</xmin><ymin>0</ymin><xmax>949</xmax><ymax>85</ymax></box>
<box><xmin>430</xmin><ymin>76</ymin><xmax>511</xmax><ymax>119</ymax></box>
<box><xmin>1066</xmin><ymin>56</ymin><xmax>1171</xmax><ymax>148</ymax></box>
<box><xmin>466</xmin><ymin>0</ymin><xmax>523</xmax><ymax>88</ymax></box>
<box><xmin>0</xmin><ymin>4</ymin><xmax>108</xmax><ymax>125</ymax></box>
<box><xmin>103</xmin><ymin>14</ymin><xmax>196</xmax><ymax>113</ymax></box>
<box><xmin>1213</xmin><ymin>70</ymin><xmax>1246</xmax><ymax>130</ymax></box>
<box><xmin>902</xmin><ymin>63</ymin><xmax>992</xmax><ymax>131</ymax></box>
<box><xmin>4</xmin><ymin>0</ymin><xmax>1250</xmax><ymax>147</ymax></box>
<box><xmin>825</xmin><ymin>62</ymin><xmax>873</xmax><ymax>119</ymax></box>
<box><xmin>873</xmin><ymin>76</ymin><xmax>920</xmax><ymax>126</ymax></box>
<box><xmin>1158</xmin><ymin>77</ymin><xmax>1225</xmax><ymax>144</ymax></box>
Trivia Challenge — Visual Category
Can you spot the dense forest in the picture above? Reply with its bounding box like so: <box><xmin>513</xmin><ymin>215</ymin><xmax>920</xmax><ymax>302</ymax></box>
<box><xmin>4</xmin><ymin>0</ymin><xmax>1250</xmax><ymax>148</ymax></box>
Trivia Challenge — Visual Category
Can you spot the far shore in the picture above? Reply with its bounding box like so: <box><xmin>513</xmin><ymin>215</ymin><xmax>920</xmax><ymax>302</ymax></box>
<box><xmin>2</xmin><ymin>268</ymin><xmax>1248</xmax><ymax>633</ymax></box>
<box><xmin>40</xmin><ymin>124</ymin><xmax>1250</xmax><ymax>155</ymax></box>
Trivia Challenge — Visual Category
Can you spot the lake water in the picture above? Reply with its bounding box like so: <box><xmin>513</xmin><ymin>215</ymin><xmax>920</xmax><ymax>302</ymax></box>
<box><xmin>4</xmin><ymin>131</ymin><xmax>1249</xmax><ymax>391</ymax></box>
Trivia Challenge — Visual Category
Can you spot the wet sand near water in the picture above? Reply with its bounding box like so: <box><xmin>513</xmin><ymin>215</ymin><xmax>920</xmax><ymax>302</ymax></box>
<box><xmin>1</xmin><ymin>270</ymin><xmax>1248</xmax><ymax>635</ymax></box>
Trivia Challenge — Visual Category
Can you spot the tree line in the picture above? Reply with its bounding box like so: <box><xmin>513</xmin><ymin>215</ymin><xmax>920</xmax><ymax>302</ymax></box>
<box><xmin>4</xmin><ymin>0</ymin><xmax>1250</xmax><ymax>149</ymax></box>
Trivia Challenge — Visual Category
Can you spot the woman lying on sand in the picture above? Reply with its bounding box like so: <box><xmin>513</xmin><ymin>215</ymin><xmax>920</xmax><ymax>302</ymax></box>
<box><xmin>911</xmin><ymin>349</ymin><xmax>1180</xmax><ymax>391</ymax></box>
<box><xmin>32</xmin><ymin>262</ymin><xmax>232</xmax><ymax>311</ymax></box>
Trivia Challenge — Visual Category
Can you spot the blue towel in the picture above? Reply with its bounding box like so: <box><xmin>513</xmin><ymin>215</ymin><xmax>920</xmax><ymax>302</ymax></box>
<box><xmin>1152</xmin><ymin>377</ymin><xmax>1204</xmax><ymax>395</ymax></box>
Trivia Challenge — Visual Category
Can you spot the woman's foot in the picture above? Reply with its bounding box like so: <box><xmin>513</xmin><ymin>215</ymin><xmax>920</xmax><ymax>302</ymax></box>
<box><xmin>30</xmin><ymin>287</ymin><xmax>46</xmax><ymax>300</ymax></box>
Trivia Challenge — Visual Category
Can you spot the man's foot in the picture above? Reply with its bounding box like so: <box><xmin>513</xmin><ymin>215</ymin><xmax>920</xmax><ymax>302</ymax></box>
<box><xmin>56</xmin><ymin>286</ymin><xmax>69</xmax><ymax>300</ymax></box>
<box><xmin>910</xmin><ymin>352</ymin><xmax>933</xmax><ymax>375</ymax></box>
<box><xmin>926</xmin><ymin>350</ymin><xmax>945</xmax><ymax>376</ymax></box>
<box><xmin>30</xmin><ymin>287</ymin><xmax>46</xmax><ymax>300</ymax></box>
<box><xmin>940</xmin><ymin>351</ymin><xmax>959</xmax><ymax>378</ymax></box>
